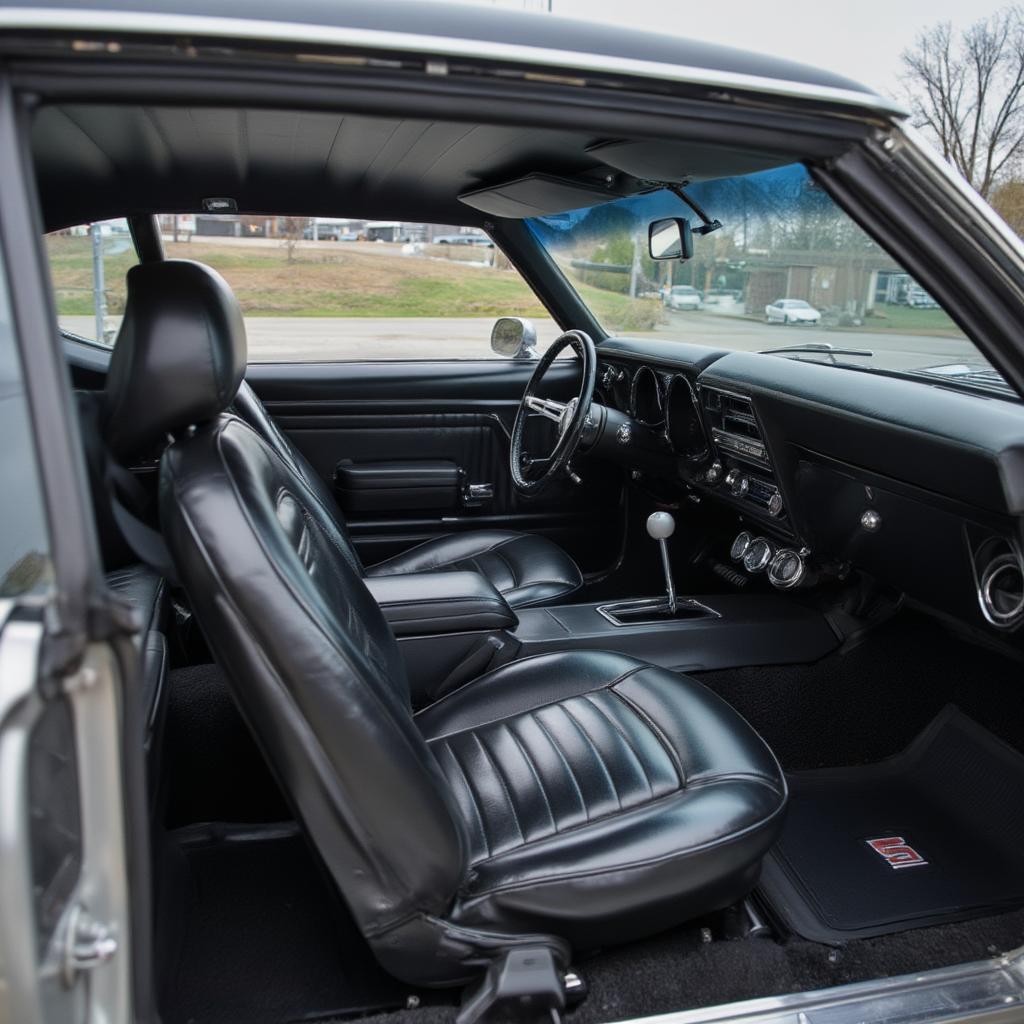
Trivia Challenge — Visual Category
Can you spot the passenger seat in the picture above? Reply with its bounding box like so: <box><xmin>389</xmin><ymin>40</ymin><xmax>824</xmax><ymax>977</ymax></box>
<box><xmin>232</xmin><ymin>380</ymin><xmax>584</xmax><ymax>608</ymax></box>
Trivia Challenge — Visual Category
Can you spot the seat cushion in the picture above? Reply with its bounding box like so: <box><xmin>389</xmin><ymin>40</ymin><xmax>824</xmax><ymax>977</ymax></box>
<box><xmin>366</xmin><ymin>530</ymin><xmax>582</xmax><ymax>609</ymax></box>
<box><xmin>416</xmin><ymin>651</ymin><xmax>786</xmax><ymax>948</ymax></box>
<box><xmin>105</xmin><ymin>562</ymin><xmax>168</xmax><ymax>636</ymax></box>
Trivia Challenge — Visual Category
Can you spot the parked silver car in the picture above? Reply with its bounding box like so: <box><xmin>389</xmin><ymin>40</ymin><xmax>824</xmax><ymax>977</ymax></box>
<box><xmin>664</xmin><ymin>285</ymin><xmax>703</xmax><ymax>310</ymax></box>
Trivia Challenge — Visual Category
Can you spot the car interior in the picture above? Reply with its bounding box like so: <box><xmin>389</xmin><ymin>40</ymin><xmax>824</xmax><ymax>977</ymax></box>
<box><xmin>18</xmin><ymin>18</ymin><xmax>1024</xmax><ymax>1024</ymax></box>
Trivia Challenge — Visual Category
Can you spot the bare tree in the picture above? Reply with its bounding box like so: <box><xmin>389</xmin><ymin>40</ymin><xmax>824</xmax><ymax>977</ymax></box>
<box><xmin>901</xmin><ymin>8</ymin><xmax>1024</xmax><ymax>199</ymax></box>
<box><xmin>991</xmin><ymin>178</ymin><xmax>1024</xmax><ymax>233</ymax></box>
<box><xmin>280</xmin><ymin>216</ymin><xmax>306</xmax><ymax>263</ymax></box>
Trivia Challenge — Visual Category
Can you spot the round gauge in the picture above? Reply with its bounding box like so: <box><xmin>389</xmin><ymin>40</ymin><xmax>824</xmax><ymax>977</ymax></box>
<box><xmin>743</xmin><ymin>537</ymin><xmax>774</xmax><ymax>573</ymax></box>
<box><xmin>730</xmin><ymin>531</ymin><xmax>753</xmax><ymax>562</ymax></box>
<box><xmin>768</xmin><ymin>549</ymin><xmax>805</xmax><ymax>589</ymax></box>
<box><xmin>665</xmin><ymin>374</ymin><xmax>709</xmax><ymax>461</ymax></box>
<box><xmin>631</xmin><ymin>366</ymin><xmax>664</xmax><ymax>426</ymax></box>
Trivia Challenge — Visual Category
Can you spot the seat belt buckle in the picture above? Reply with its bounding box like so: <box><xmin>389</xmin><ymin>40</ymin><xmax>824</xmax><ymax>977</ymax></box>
<box><xmin>456</xmin><ymin>946</ymin><xmax>577</xmax><ymax>1024</ymax></box>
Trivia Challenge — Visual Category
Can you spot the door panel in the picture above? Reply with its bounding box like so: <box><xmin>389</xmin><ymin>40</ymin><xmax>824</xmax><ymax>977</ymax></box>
<box><xmin>246</xmin><ymin>359</ymin><xmax>626</xmax><ymax>574</ymax></box>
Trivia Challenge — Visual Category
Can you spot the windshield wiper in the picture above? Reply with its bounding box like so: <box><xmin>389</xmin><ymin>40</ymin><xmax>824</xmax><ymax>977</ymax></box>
<box><xmin>759</xmin><ymin>342</ymin><xmax>874</xmax><ymax>365</ymax></box>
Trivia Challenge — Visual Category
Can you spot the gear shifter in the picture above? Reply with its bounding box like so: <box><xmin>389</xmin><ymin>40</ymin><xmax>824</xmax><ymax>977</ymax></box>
<box><xmin>646</xmin><ymin>511</ymin><xmax>677</xmax><ymax>614</ymax></box>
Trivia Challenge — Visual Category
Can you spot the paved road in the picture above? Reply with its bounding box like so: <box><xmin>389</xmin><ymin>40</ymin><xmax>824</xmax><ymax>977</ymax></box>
<box><xmin>656</xmin><ymin>310</ymin><xmax>984</xmax><ymax>371</ymax></box>
<box><xmin>60</xmin><ymin>309</ymin><xmax>985</xmax><ymax>370</ymax></box>
<box><xmin>60</xmin><ymin>315</ymin><xmax>565</xmax><ymax>360</ymax></box>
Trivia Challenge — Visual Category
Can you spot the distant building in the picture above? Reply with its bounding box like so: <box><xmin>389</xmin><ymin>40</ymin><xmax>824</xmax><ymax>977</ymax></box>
<box><xmin>677</xmin><ymin>248</ymin><xmax>901</xmax><ymax>318</ymax></box>
<box><xmin>158</xmin><ymin>213</ymin><xmax>489</xmax><ymax>245</ymax></box>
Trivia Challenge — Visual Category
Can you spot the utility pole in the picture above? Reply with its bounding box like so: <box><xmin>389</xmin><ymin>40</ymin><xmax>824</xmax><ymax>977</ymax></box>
<box><xmin>628</xmin><ymin>231</ymin><xmax>641</xmax><ymax>298</ymax></box>
<box><xmin>90</xmin><ymin>222</ymin><xmax>107</xmax><ymax>344</ymax></box>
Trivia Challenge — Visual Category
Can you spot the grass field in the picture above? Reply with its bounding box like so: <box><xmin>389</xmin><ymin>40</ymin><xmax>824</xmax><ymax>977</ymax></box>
<box><xmin>45</xmin><ymin>234</ymin><xmax>661</xmax><ymax>331</ymax></box>
<box><xmin>856</xmin><ymin>303</ymin><xmax>963</xmax><ymax>337</ymax></box>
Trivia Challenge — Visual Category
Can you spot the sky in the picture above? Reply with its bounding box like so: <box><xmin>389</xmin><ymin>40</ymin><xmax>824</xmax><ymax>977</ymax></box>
<box><xmin>422</xmin><ymin>0</ymin><xmax>1007</xmax><ymax>97</ymax></box>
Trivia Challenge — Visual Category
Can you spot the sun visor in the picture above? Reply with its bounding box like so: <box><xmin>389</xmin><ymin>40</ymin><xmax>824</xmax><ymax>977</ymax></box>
<box><xmin>458</xmin><ymin>172</ymin><xmax>626</xmax><ymax>218</ymax></box>
<box><xmin>587</xmin><ymin>139</ymin><xmax>788</xmax><ymax>183</ymax></box>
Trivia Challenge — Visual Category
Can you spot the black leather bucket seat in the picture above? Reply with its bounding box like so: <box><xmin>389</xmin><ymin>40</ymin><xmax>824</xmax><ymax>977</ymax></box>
<box><xmin>104</xmin><ymin>260</ymin><xmax>787</xmax><ymax>987</ymax></box>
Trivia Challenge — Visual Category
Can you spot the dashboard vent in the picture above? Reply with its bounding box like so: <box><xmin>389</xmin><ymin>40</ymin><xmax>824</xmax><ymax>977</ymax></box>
<box><xmin>974</xmin><ymin>537</ymin><xmax>1024</xmax><ymax>629</ymax></box>
<box><xmin>703</xmin><ymin>387</ymin><xmax>769</xmax><ymax>468</ymax></box>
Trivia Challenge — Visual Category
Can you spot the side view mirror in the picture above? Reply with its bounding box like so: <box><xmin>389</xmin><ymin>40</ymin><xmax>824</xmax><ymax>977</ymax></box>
<box><xmin>649</xmin><ymin>218</ymin><xmax>694</xmax><ymax>261</ymax></box>
<box><xmin>491</xmin><ymin>317</ymin><xmax>538</xmax><ymax>359</ymax></box>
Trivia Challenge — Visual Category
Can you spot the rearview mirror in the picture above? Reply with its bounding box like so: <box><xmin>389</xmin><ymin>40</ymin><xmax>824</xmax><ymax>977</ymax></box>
<box><xmin>649</xmin><ymin>218</ymin><xmax>693</xmax><ymax>261</ymax></box>
<box><xmin>491</xmin><ymin>317</ymin><xmax>538</xmax><ymax>359</ymax></box>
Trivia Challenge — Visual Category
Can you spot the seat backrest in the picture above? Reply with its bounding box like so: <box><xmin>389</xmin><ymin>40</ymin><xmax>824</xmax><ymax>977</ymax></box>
<box><xmin>103</xmin><ymin>260</ymin><xmax>468</xmax><ymax>952</ymax></box>
<box><xmin>232</xmin><ymin>379</ymin><xmax>364</xmax><ymax>573</ymax></box>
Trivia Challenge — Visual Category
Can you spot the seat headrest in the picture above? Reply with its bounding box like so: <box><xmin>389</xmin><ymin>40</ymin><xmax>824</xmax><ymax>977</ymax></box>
<box><xmin>103</xmin><ymin>260</ymin><xmax>246</xmax><ymax>461</ymax></box>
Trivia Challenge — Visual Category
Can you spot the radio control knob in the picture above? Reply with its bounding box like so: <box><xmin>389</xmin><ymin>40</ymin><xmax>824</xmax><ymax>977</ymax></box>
<box><xmin>768</xmin><ymin>491</ymin><xmax>784</xmax><ymax>517</ymax></box>
<box><xmin>726</xmin><ymin>470</ymin><xmax>749</xmax><ymax>497</ymax></box>
<box><xmin>705</xmin><ymin>461</ymin><xmax>724</xmax><ymax>486</ymax></box>
<box><xmin>860</xmin><ymin>509</ymin><xmax>882</xmax><ymax>532</ymax></box>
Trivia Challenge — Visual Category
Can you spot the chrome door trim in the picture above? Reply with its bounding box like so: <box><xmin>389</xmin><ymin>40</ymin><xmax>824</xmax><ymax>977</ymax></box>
<box><xmin>0</xmin><ymin>612</ymin><xmax>50</xmax><ymax>1024</ymax></box>
<box><xmin>0</xmin><ymin>618</ymin><xmax>133</xmax><ymax>1024</ymax></box>
<box><xmin>612</xmin><ymin>944</ymin><xmax>1024</xmax><ymax>1024</ymax></box>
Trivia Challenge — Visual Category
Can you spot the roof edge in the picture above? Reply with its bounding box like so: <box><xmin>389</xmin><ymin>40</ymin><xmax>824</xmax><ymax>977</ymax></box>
<box><xmin>0</xmin><ymin>7</ymin><xmax>908</xmax><ymax>118</ymax></box>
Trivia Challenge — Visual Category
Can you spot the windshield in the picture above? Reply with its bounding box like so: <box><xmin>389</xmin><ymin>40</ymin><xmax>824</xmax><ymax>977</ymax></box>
<box><xmin>528</xmin><ymin>164</ymin><xmax>1004</xmax><ymax>394</ymax></box>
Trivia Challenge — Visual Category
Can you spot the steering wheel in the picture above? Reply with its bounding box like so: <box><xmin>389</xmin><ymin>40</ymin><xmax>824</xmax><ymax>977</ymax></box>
<box><xmin>510</xmin><ymin>330</ymin><xmax>597</xmax><ymax>495</ymax></box>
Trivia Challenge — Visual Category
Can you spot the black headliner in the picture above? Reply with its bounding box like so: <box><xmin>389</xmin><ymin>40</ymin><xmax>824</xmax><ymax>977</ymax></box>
<box><xmin>33</xmin><ymin>104</ymin><xmax>828</xmax><ymax>229</ymax></box>
<box><xmin>21</xmin><ymin>0</ymin><xmax>879</xmax><ymax>100</ymax></box>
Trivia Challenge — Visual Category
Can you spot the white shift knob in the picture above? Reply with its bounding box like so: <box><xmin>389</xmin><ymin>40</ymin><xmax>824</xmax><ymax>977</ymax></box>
<box><xmin>646</xmin><ymin>511</ymin><xmax>676</xmax><ymax>541</ymax></box>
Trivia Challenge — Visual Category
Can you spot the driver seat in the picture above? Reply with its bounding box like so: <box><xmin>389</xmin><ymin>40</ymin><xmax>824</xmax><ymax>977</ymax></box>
<box><xmin>232</xmin><ymin>380</ymin><xmax>583</xmax><ymax>608</ymax></box>
<box><xmin>103</xmin><ymin>260</ymin><xmax>787</xmax><ymax>987</ymax></box>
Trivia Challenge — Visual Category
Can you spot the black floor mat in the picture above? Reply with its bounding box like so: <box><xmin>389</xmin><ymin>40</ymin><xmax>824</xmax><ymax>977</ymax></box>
<box><xmin>161</xmin><ymin>824</ymin><xmax>419</xmax><ymax>1024</ymax></box>
<box><xmin>760</xmin><ymin>706</ymin><xmax>1024</xmax><ymax>943</ymax></box>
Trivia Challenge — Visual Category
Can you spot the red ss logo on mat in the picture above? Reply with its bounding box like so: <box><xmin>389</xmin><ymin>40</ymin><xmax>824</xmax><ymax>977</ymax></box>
<box><xmin>865</xmin><ymin>836</ymin><xmax>928</xmax><ymax>869</ymax></box>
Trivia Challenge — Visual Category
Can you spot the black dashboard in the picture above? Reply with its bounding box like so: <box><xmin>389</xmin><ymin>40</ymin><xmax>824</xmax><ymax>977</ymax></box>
<box><xmin>589</xmin><ymin>336</ymin><xmax>1024</xmax><ymax>644</ymax></box>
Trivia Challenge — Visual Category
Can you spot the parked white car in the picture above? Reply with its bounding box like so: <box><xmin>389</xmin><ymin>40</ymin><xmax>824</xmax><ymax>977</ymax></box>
<box><xmin>664</xmin><ymin>285</ymin><xmax>703</xmax><ymax>310</ymax></box>
<box><xmin>765</xmin><ymin>298</ymin><xmax>821</xmax><ymax>324</ymax></box>
<box><xmin>907</xmin><ymin>285</ymin><xmax>939</xmax><ymax>308</ymax></box>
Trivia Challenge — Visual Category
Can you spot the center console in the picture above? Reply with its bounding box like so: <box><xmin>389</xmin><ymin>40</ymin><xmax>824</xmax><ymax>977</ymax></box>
<box><xmin>370</xmin><ymin>513</ymin><xmax>840</xmax><ymax>708</ymax></box>
<box><xmin>511</xmin><ymin>593</ymin><xmax>836</xmax><ymax>674</ymax></box>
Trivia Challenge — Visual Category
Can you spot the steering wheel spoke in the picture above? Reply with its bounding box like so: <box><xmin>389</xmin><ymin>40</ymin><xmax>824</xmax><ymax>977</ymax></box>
<box><xmin>524</xmin><ymin>395</ymin><xmax>568</xmax><ymax>423</ymax></box>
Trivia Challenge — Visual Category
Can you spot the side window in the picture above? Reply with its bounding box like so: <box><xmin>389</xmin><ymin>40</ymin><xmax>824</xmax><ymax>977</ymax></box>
<box><xmin>155</xmin><ymin>215</ymin><xmax>561</xmax><ymax>362</ymax></box>
<box><xmin>45</xmin><ymin>219</ymin><xmax>137</xmax><ymax>346</ymax></box>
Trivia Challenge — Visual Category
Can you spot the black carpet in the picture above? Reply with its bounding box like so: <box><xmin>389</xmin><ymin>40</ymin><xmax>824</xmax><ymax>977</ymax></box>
<box><xmin>761</xmin><ymin>706</ymin><xmax>1024</xmax><ymax>942</ymax></box>
<box><xmin>161</xmin><ymin>824</ymin><xmax>417</xmax><ymax>1024</ymax></box>
<box><xmin>162</xmin><ymin>663</ymin><xmax>291</xmax><ymax>826</ymax></box>
<box><xmin>341</xmin><ymin>906</ymin><xmax>1024</xmax><ymax>1024</ymax></box>
<box><xmin>695</xmin><ymin>611</ymin><xmax>1024</xmax><ymax>771</ymax></box>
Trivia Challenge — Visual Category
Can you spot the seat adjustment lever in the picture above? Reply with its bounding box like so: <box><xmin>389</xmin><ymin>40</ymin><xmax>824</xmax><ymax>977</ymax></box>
<box><xmin>457</xmin><ymin>947</ymin><xmax>573</xmax><ymax>1024</ymax></box>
